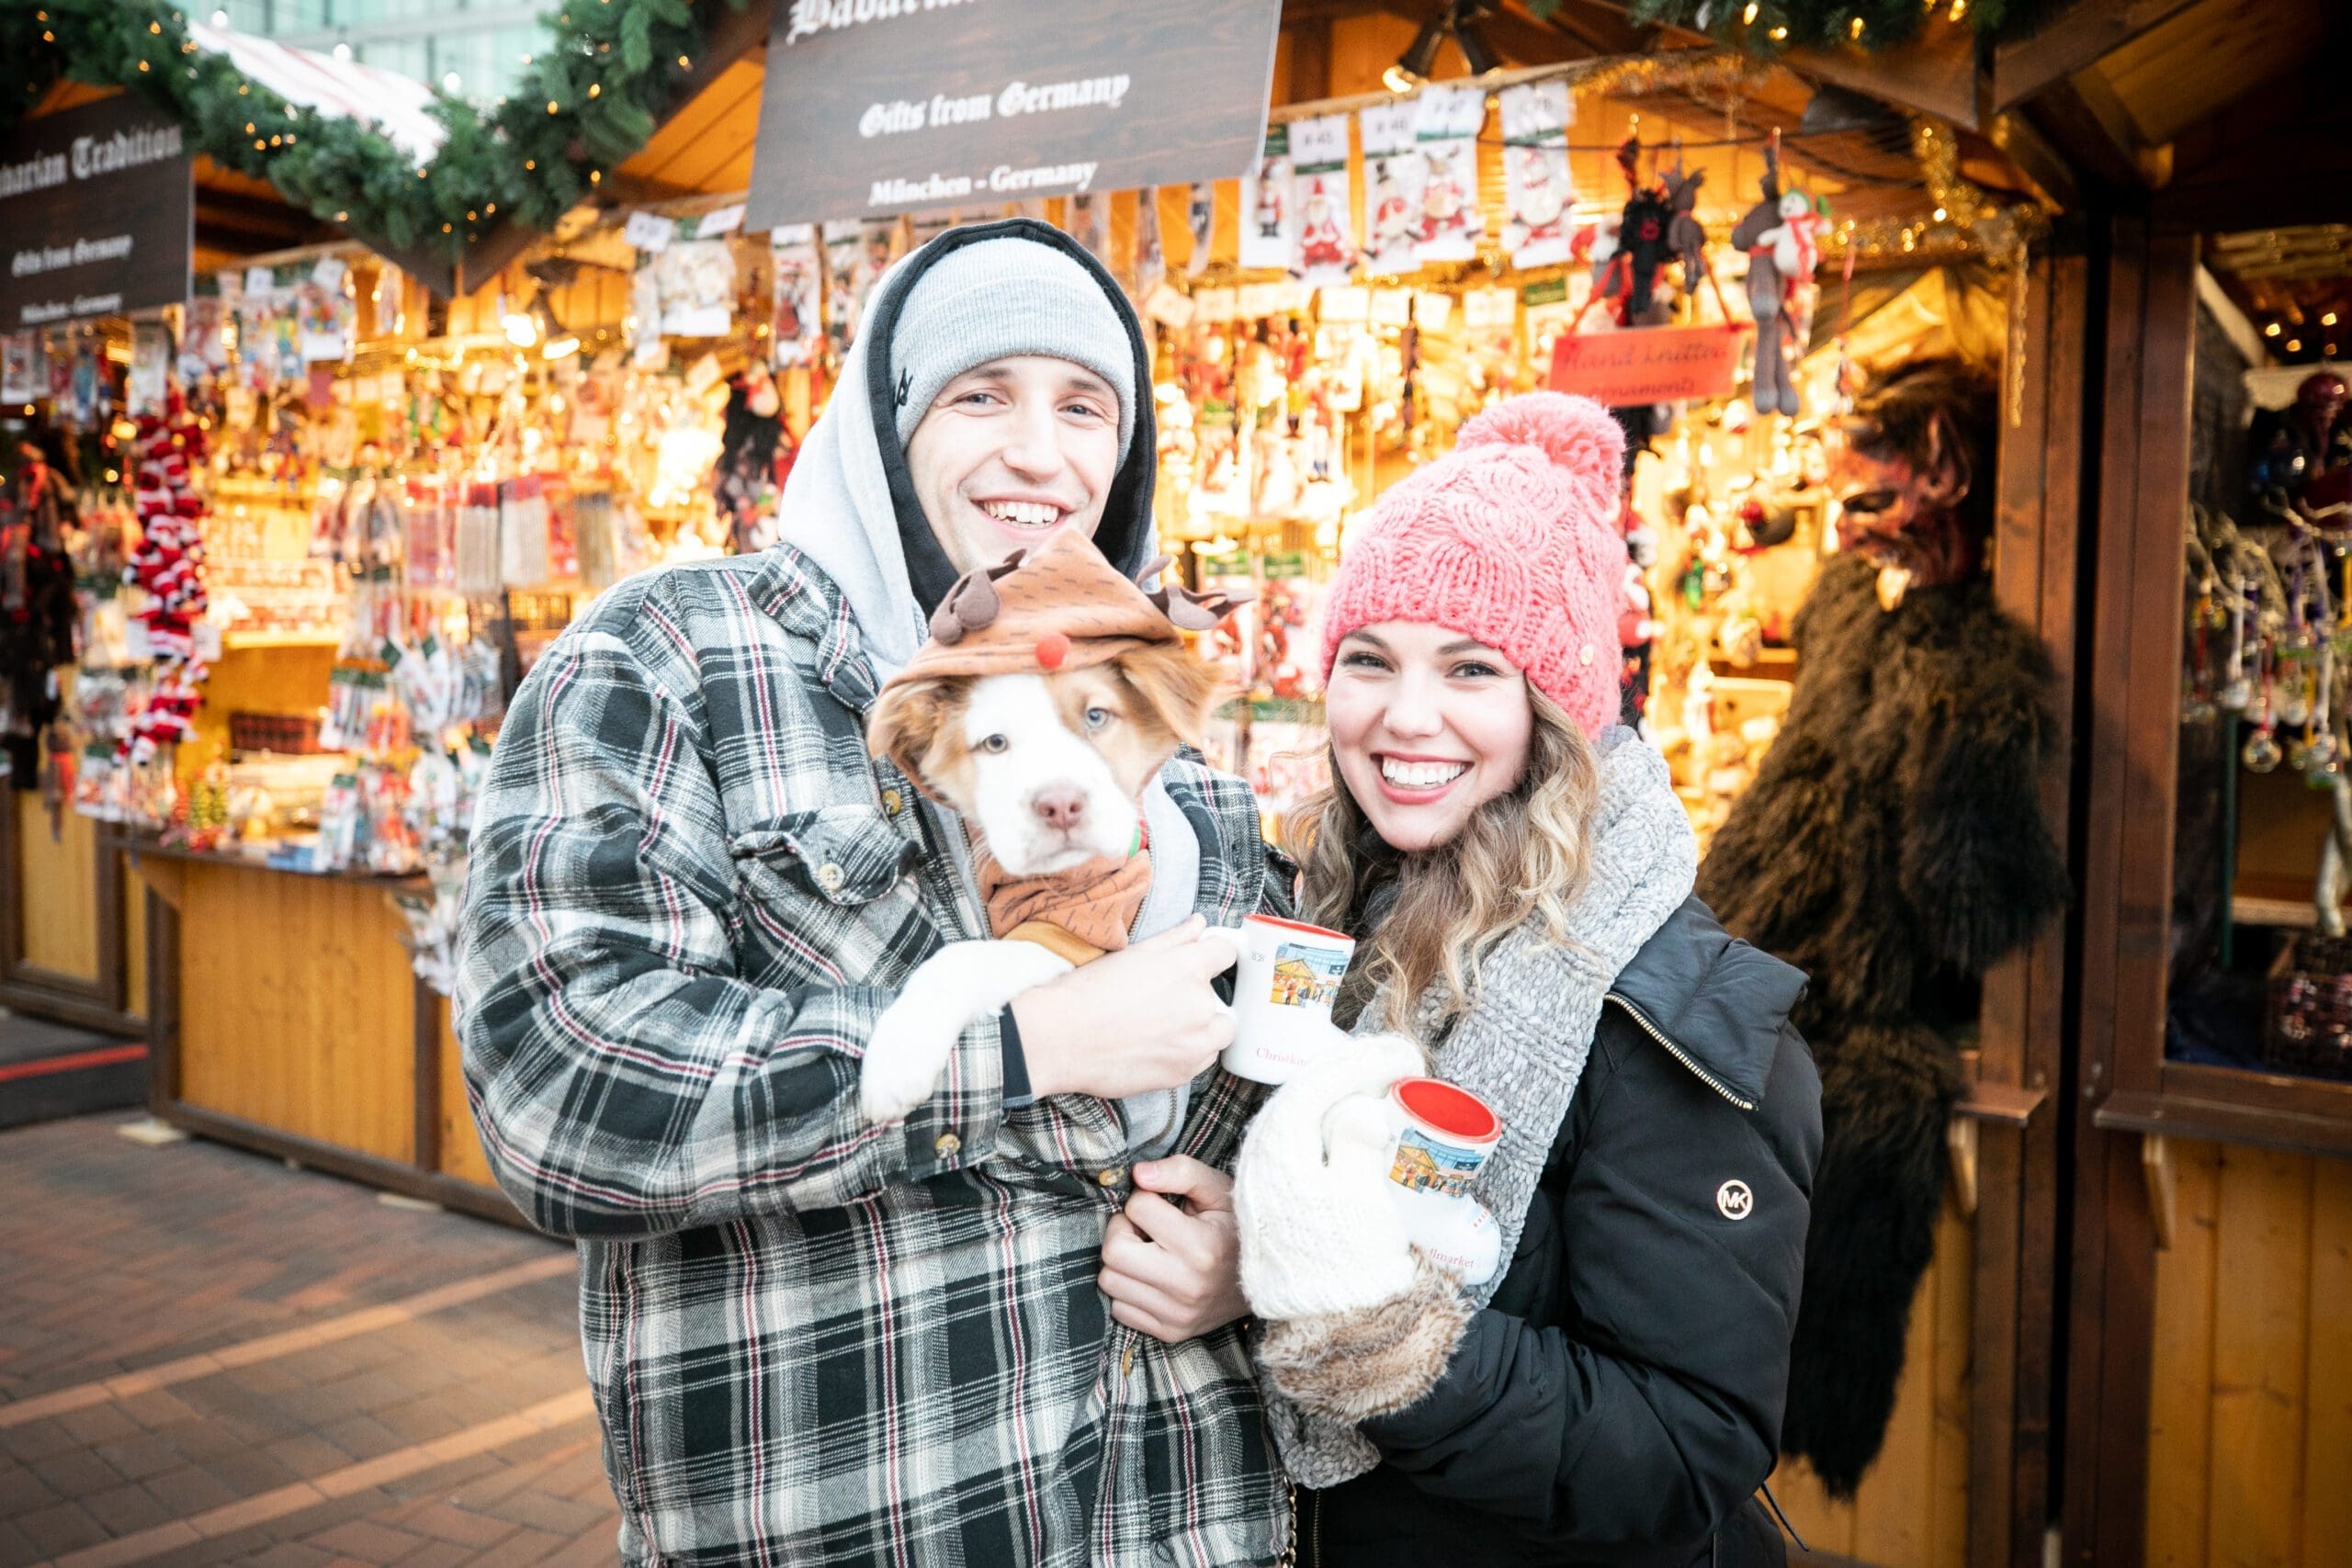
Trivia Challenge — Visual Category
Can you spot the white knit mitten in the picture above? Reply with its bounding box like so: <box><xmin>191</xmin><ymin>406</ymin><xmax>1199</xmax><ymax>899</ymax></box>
<box><xmin>1233</xmin><ymin>1032</ymin><xmax>1427</xmax><ymax>1320</ymax></box>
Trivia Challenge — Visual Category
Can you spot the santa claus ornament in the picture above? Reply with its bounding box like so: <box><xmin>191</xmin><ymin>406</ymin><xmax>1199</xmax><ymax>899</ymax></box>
<box><xmin>122</xmin><ymin>392</ymin><xmax>211</xmax><ymax>763</ymax></box>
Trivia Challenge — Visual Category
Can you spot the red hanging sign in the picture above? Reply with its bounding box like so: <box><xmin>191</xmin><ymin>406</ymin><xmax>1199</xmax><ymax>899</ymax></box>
<box><xmin>1547</xmin><ymin>323</ymin><xmax>1750</xmax><ymax>405</ymax></box>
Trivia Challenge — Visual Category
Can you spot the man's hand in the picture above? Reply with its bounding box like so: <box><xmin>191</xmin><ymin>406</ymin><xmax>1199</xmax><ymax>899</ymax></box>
<box><xmin>1099</xmin><ymin>1156</ymin><xmax>1250</xmax><ymax>1344</ymax></box>
<box><xmin>1011</xmin><ymin>917</ymin><xmax>1237</xmax><ymax>1100</ymax></box>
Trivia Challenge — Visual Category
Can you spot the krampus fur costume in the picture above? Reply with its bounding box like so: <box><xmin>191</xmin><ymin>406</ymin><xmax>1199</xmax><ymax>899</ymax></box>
<box><xmin>1696</xmin><ymin>358</ymin><xmax>2066</xmax><ymax>1495</ymax></box>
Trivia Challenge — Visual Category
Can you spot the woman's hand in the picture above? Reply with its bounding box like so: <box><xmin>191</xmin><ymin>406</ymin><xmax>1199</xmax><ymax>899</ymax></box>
<box><xmin>1097</xmin><ymin>1156</ymin><xmax>1251</xmax><ymax>1343</ymax></box>
<box><xmin>1232</xmin><ymin>1033</ymin><xmax>1427</xmax><ymax>1321</ymax></box>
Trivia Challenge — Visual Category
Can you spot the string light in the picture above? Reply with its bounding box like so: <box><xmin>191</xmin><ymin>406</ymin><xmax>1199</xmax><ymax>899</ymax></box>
<box><xmin>2289</xmin><ymin>339</ymin><xmax>2303</xmax><ymax>353</ymax></box>
<box><xmin>1743</xmin><ymin>3</ymin><xmax>1758</xmax><ymax>21</ymax></box>
<box><xmin>2267</xmin><ymin>321</ymin><xmax>2284</xmax><ymax>337</ymax></box>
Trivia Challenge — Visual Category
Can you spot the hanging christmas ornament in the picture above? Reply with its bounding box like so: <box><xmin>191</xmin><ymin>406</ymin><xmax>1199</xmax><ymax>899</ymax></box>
<box><xmin>120</xmin><ymin>389</ymin><xmax>211</xmax><ymax>765</ymax></box>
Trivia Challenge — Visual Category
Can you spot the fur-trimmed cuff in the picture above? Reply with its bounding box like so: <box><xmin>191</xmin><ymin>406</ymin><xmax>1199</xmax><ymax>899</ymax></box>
<box><xmin>1255</xmin><ymin>1254</ymin><xmax>1473</xmax><ymax>1421</ymax></box>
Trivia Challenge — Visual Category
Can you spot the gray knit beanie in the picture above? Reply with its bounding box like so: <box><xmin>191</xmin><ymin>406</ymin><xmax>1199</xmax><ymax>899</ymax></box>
<box><xmin>888</xmin><ymin>235</ymin><xmax>1137</xmax><ymax>461</ymax></box>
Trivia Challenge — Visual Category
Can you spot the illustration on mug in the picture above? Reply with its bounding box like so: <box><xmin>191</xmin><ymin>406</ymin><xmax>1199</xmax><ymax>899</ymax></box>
<box><xmin>1390</xmin><ymin>1130</ymin><xmax>1483</xmax><ymax>1199</ymax></box>
<box><xmin>1270</xmin><ymin>943</ymin><xmax>1347</xmax><ymax>1009</ymax></box>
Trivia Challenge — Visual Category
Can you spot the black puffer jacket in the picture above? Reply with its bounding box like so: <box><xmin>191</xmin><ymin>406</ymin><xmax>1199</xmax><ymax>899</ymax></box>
<box><xmin>1297</xmin><ymin>895</ymin><xmax>1821</xmax><ymax>1568</ymax></box>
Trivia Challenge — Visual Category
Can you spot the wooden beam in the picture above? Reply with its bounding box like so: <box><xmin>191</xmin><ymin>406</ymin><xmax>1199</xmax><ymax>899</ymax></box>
<box><xmin>2154</xmin><ymin>127</ymin><xmax>2352</xmax><ymax>231</ymax></box>
<box><xmin>1463</xmin><ymin>5</ymin><xmax>1588</xmax><ymax>67</ymax></box>
<box><xmin>1991</xmin><ymin>0</ymin><xmax>2200</xmax><ymax>113</ymax></box>
<box><xmin>1783</xmin><ymin>19</ymin><xmax>1982</xmax><ymax>130</ymax></box>
<box><xmin>1496</xmin><ymin>0</ymin><xmax>1631</xmax><ymax>57</ymax></box>
<box><xmin>1987</xmin><ymin>109</ymin><xmax>2080</xmax><ymax>212</ymax></box>
<box><xmin>1288</xmin><ymin>12</ymin><xmax>1335</xmax><ymax>101</ymax></box>
<box><xmin>2023</xmin><ymin>75</ymin><xmax>2154</xmax><ymax>192</ymax></box>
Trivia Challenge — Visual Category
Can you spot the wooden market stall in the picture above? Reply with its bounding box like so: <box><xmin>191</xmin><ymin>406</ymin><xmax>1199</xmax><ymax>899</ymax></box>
<box><xmin>29</xmin><ymin>6</ymin><xmax>2352</xmax><ymax>1566</ymax></box>
<box><xmin>0</xmin><ymin>84</ymin><xmax>350</xmax><ymax>1041</ymax></box>
<box><xmin>2024</xmin><ymin>6</ymin><xmax>2352</xmax><ymax>1560</ymax></box>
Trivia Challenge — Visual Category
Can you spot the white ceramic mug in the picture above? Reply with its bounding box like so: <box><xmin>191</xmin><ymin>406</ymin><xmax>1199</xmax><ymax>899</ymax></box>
<box><xmin>1384</xmin><ymin>1076</ymin><xmax>1505</xmax><ymax>1284</ymax></box>
<box><xmin>1207</xmin><ymin>914</ymin><xmax>1358</xmax><ymax>1084</ymax></box>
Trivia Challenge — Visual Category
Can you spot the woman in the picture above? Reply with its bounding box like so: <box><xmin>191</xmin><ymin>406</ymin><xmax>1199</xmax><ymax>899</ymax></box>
<box><xmin>1229</xmin><ymin>392</ymin><xmax>1823</xmax><ymax>1567</ymax></box>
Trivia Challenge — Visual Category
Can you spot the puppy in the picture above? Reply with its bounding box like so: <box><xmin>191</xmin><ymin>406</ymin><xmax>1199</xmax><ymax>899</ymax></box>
<box><xmin>856</xmin><ymin>534</ymin><xmax>1242</xmax><ymax>1123</ymax></box>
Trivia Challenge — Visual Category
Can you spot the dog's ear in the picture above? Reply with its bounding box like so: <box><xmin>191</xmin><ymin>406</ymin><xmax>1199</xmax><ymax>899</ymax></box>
<box><xmin>1114</xmin><ymin>642</ymin><xmax>1223</xmax><ymax>749</ymax></box>
<box><xmin>866</xmin><ymin>677</ymin><xmax>958</xmax><ymax>799</ymax></box>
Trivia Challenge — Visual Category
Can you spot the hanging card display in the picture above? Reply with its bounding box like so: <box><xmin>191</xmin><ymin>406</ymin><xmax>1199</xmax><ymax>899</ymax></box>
<box><xmin>624</xmin><ymin>210</ymin><xmax>676</xmax><ymax>252</ymax></box>
<box><xmin>374</xmin><ymin>263</ymin><xmax>403</xmax><ymax>337</ymax></box>
<box><xmin>129</xmin><ymin>321</ymin><xmax>171</xmax><ymax>416</ymax></box>
<box><xmin>1414</xmin><ymin>85</ymin><xmax>1486</xmax><ymax>265</ymax></box>
<box><xmin>822</xmin><ymin>220</ymin><xmax>897</xmax><ymax>359</ymax></box>
<box><xmin>1130</xmin><ymin>187</ymin><xmax>1166</xmax><ymax>299</ymax></box>
<box><xmin>1068</xmin><ymin>192</ymin><xmax>1108</xmax><ymax>265</ymax></box>
<box><xmin>1359</xmin><ymin>98</ymin><xmax>1422</xmax><ymax>276</ymax></box>
<box><xmin>1288</xmin><ymin>114</ymin><xmax>1357</xmax><ymax>286</ymax></box>
<box><xmin>0</xmin><ymin>333</ymin><xmax>37</xmax><ymax>404</ymax></box>
<box><xmin>771</xmin><ymin>223</ymin><xmax>822</xmax><ymax>370</ymax></box>
<box><xmin>297</xmin><ymin>272</ymin><xmax>354</xmax><ymax>363</ymax></box>
<box><xmin>185</xmin><ymin>293</ymin><xmax>230</xmax><ymax>372</ymax></box>
<box><xmin>1185</xmin><ymin>182</ymin><xmax>1216</xmax><ymax>276</ymax></box>
<box><xmin>1500</xmin><ymin>81</ymin><xmax>1575</xmax><ymax>270</ymax></box>
<box><xmin>1239</xmin><ymin>125</ymin><xmax>1295</xmax><ymax>272</ymax></box>
<box><xmin>654</xmin><ymin>240</ymin><xmax>736</xmax><ymax>338</ymax></box>
<box><xmin>266</xmin><ymin>308</ymin><xmax>304</xmax><ymax>383</ymax></box>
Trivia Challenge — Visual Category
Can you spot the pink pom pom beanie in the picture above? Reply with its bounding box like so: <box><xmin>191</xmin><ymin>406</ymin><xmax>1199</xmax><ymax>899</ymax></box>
<box><xmin>1319</xmin><ymin>391</ymin><xmax>1630</xmax><ymax>737</ymax></box>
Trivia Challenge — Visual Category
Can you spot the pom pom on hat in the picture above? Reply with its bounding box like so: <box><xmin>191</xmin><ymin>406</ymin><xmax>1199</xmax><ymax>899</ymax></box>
<box><xmin>1456</xmin><ymin>391</ymin><xmax>1623</xmax><ymax>518</ymax></box>
<box><xmin>1319</xmin><ymin>391</ymin><xmax>1630</xmax><ymax>737</ymax></box>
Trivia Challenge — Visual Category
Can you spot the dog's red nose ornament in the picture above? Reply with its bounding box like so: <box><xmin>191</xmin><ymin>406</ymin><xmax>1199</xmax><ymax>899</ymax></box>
<box><xmin>1035</xmin><ymin>631</ymin><xmax>1070</xmax><ymax>671</ymax></box>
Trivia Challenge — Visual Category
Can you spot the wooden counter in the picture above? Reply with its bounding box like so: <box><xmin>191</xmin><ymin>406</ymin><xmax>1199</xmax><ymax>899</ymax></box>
<box><xmin>119</xmin><ymin>833</ymin><xmax>516</xmax><ymax>1225</ymax></box>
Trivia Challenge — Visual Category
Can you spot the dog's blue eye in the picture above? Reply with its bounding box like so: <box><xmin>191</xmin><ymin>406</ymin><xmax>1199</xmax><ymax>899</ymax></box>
<box><xmin>1084</xmin><ymin>707</ymin><xmax>1111</xmax><ymax>730</ymax></box>
<box><xmin>980</xmin><ymin>735</ymin><xmax>1009</xmax><ymax>753</ymax></box>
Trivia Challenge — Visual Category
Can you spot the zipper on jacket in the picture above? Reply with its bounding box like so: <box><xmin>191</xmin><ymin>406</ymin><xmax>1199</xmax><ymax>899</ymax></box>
<box><xmin>1602</xmin><ymin>993</ymin><xmax>1756</xmax><ymax>1111</ymax></box>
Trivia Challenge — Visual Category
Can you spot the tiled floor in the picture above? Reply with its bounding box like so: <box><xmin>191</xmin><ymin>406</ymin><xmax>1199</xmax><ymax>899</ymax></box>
<box><xmin>0</xmin><ymin>1116</ymin><xmax>618</xmax><ymax>1567</ymax></box>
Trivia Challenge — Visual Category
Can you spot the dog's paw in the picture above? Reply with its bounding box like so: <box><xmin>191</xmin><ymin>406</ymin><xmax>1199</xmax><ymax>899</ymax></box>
<box><xmin>857</xmin><ymin>940</ymin><xmax>1074</xmax><ymax>1124</ymax></box>
<box><xmin>861</xmin><ymin>998</ymin><xmax>963</xmax><ymax>1125</ymax></box>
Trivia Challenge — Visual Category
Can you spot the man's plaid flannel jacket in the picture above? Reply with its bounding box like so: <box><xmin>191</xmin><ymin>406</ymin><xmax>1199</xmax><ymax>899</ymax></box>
<box><xmin>456</xmin><ymin>544</ymin><xmax>1291</xmax><ymax>1567</ymax></box>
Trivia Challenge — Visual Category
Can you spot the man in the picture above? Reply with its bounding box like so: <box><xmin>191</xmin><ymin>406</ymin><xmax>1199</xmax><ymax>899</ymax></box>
<box><xmin>458</xmin><ymin>220</ymin><xmax>1287</xmax><ymax>1566</ymax></box>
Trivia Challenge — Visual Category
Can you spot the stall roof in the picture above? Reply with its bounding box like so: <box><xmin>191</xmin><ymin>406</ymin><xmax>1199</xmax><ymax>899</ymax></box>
<box><xmin>1989</xmin><ymin>0</ymin><xmax>2346</xmax><ymax>226</ymax></box>
<box><xmin>451</xmin><ymin>0</ymin><xmax>2036</xmax><ymax>292</ymax></box>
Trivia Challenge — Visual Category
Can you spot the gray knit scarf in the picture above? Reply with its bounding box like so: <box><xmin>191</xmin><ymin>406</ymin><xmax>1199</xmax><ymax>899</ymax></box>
<box><xmin>1265</xmin><ymin>728</ymin><xmax>1699</xmax><ymax>1485</ymax></box>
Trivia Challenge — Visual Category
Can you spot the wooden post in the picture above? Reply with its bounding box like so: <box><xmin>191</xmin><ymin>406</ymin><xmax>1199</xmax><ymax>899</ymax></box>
<box><xmin>1973</xmin><ymin>243</ymin><xmax>2091</xmax><ymax>1568</ymax></box>
<box><xmin>2062</xmin><ymin>216</ymin><xmax>2199</xmax><ymax>1568</ymax></box>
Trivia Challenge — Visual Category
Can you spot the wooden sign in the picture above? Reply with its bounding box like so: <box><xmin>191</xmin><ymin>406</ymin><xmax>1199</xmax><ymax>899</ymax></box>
<box><xmin>0</xmin><ymin>96</ymin><xmax>192</xmax><ymax>330</ymax></box>
<box><xmin>1547</xmin><ymin>324</ymin><xmax>1752</xmax><ymax>404</ymax></box>
<box><xmin>746</xmin><ymin>0</ymin><xmax>1283</xmax><ymax>230</ymax></box>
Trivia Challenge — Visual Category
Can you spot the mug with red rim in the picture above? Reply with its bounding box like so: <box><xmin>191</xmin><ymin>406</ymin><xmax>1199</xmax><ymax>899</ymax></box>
<box><xmin>1385</xmin><ymin>1076</ymin><xmax>1503</xmax><ymax>1202</ymax></box>
<box><xmin>1208</xmin><ymin>912</ymin><xmax>1358</xmax><ymax>1084</ymax></box>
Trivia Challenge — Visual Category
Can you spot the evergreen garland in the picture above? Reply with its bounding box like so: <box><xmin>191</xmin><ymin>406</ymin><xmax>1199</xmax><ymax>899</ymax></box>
<box><xmin>0</xmin><ymin>0</ymin><xmax>745</xmax><ymax>266</ymax></box>
<box><xmin>1535</xmin><ymin>0</ymin><xmax>2049</xmax><ymax>53</ymax></box>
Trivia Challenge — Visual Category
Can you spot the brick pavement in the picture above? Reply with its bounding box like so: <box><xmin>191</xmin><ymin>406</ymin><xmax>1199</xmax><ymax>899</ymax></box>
<box><xmin>0</xmin><ymin>1116</ymin><xmax>621</xmax><ymax>1567</ymax></box>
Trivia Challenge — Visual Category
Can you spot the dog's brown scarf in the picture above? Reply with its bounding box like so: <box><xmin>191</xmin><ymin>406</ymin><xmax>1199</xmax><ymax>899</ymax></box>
<box><xmin>972</xmin><ymin>841</ymin><xmax>1153</xmax><ymax>963</ymax></box>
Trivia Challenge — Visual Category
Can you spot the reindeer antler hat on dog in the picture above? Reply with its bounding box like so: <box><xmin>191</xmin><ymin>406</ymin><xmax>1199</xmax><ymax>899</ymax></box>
<box><xmin>884</xmin><ymin>527</ymin><xmax>1249</xmax><ymax>687</ymax></box>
